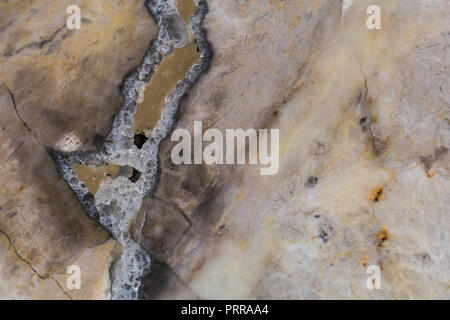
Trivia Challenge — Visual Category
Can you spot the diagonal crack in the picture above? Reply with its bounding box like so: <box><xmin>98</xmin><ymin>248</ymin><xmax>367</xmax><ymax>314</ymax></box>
<box><xmin>3</xmin><ymin>24</ymin><xmax>66</xmax><ymax>58</ymax></box>
<box><xmin>0</xmin><ymin>227</ymin><xmax>74</xmax><ymax>299</ymax></box>
<box><xmin>0</xmin><ymin>227</ymin><xmax>47</xmax><ymax>279</ymax></box>
<box><xmin>1</xmin><ymin>82</ymin><xmax>42</xmax><ymax>146</ymax></box>
<box><xmin>0</xmin><ymin>229</ymin><xmax>49</xmax><ymax>280</ymax></box>
<box><xmin>50</xmin><ymin>276</ymin><xmax>74</xmax><ymax>300</ymax></box>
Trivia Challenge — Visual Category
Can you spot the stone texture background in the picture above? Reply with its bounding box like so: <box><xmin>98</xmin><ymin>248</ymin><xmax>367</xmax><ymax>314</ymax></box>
<box><xmin>0</xmin><ymin>0</ymin><xmax>157</xmax><ymax>299</ymax></box>
<box><xmin>0</xmin><ymin>0</ymin><xmax>449</xmax><ymax>299</ymax></box>
<box><xmin>138</xmin><ymin>0</ymin><xmax>449</xmax><ymax>299</ymax></box>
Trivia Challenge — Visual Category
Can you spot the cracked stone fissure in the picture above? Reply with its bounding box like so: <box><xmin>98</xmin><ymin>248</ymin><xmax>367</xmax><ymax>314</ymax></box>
<box><xmin>0</xmin><ymin>228</ymin><xmax>46</xmax><ymax>279</ymax></box>
<box><xmin>0</xmin><ymin>228</ymin><xmax>73</xmax><ymax>299</ymax></box>
<box><xmin>2</xmin><ymin>82</ymin><xmax>36</xmax><ymax>139</ymax></box>
<box><xmin>4</xmin><ymin>24</ymin><xmax>66</xmax><ymax>58</ymax></box>
<box><xmin>49</xmin><ymin>0</ymin><xmax>212</xmax><ymax>299</ymax></box>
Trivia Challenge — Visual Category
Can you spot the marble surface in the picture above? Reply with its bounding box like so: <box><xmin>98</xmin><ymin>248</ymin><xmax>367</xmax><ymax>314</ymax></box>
<box><xmin>0</xmin><ymin>0</ymin><xmax>449</xmax><ymax>299</ymax></box>
<box><xmin>139</xmin><ymin>0</ymin><xmax>449</xmax><ymax>299</ymax></box>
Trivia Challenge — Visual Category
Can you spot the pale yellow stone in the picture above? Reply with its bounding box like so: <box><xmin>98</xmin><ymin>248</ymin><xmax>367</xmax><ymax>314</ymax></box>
<box><xmin>52</xmin><ymin>239</ymin><xmax>117</xmax><ymax>300</ymax></box>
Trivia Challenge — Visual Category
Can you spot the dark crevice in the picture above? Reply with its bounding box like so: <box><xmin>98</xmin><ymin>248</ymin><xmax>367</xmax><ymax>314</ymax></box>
<box><xmin>0</xmin><ymin>228</ymin><xmax>47</xmax><ymax>279</ymax></box>
<box><xmin>134</xmin><ymin>133</ymin><xmax>148</xmax><ymax>149</ymax></box>
<box><xmin>129</xmin><ymin>167</ymin><xmax>142</xmax><ymax>183</ymax></box>
<box><xmin>2</xmin><ymin>82</ymin><xmax>35</xmax><ymax>139</ymax></box>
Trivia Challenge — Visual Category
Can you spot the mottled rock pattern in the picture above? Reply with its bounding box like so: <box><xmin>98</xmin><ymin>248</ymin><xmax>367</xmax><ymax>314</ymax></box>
<box><xmin>0</xmin><ymin>0</ymin><xmax>448</xmax><ymax>300</ymax></box>
<box><xmin>0</xmin><ymin>0</ymin><xmax>158</xmax><ymax>149</ymax></box>
<box><xmin>0</xmin><ymin>0</ymin><xmax>157</xmax><ymax>299</ymax></box>
<box><xmin>138</xmin><ymin>0</ymin><xmax>449</xmax><ymax>299</ymax></box>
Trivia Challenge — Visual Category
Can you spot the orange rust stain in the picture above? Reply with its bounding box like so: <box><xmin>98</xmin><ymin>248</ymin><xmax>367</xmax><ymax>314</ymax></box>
<box><xmin>427</xmin><ymin>171</ymin><xmax>436</xmax><ymax>178</ymax></box>
<box><xmin>235</xmin><ymin>191</ymin><xmax>246</xmax><ymax>201</ymax></box>
<box><xmin>371</xmin><ymin>186</ymin><xmax>384</xmax><ymax>202</ymax></box>
<box><xmin>377</xmin><ymin>227</ymin><xmax>389</xmax><ymax>247</ymax></box>
<box><xmin>360</xmin><ymin>256</ymin><xmax>368</xmax><ymax>267</ymax></box>
<box><xmin>290</xmin><ymin>14</ymin><xmax>301</xmax><ymax>30</ymax></box>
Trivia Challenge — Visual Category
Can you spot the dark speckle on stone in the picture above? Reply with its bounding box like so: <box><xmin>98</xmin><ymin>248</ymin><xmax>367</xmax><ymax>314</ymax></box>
<box><xmin>305</xmin><ymin>176</ymin><xmax>318</xmax><ymax>188</ymax></box>
<box><xmin>93</xmin><ymin>133</ymin><xmax>104</xmax><ymax>149</ymax></box>
<box><xmin>415</xmin><ymin>253</ymin><xmax>432</xmax><ymax>265</ymax></box>
<box><xmin>7</xmin><ymin>211</ymin><xmax>17</xmax><ymax>218</ymax></box>
<box><xmin>318</xmin><ymin>228</ymin><xmax>329</xmax><ymax>243</ymax></box>
<box><xmin>359</xmin><ymin>117</ymin><xmax>370</xmax><ymax>133</ymax></box>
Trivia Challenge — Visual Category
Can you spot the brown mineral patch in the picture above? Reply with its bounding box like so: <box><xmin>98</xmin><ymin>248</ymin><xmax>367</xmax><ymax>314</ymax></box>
<box><xmin>132</xmin><ymin>39</ymin><xmax>200</xmax><ymax>133</ymax></box>
<box><xmin>178</xmin><ymin>0</ymin><xmax>197</xmax><ymax>23</ymax></box>
<box><xmin>73</xmin><ymin>163</ymin><xmax>120</xmax><ymax>195</ymax></box>
<box><xmin>132</xmin><ymin>0</ymin><xmax>199</xmax><ymax>134</ymax></box>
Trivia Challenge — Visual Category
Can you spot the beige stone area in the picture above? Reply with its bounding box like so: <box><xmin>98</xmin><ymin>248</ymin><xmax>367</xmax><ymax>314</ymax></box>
<box><xmin>0</xmin><ymin>0</ymin><xmax>156</xmax><ymax>299</ymax></box>
<box><xmin>0</xmin><ymin>85</ymin><xmax>117</xmax><ymax>299</ymax></box>
<box><xmin>0</xmin><ymin>0</ymin><xmax>158</xmax><ymax>149</ymax></box>
<box><xmin>0</xmin><ymin>232</ymin><xmax>69</xmax><ymax>300</ymax></box>
<box><xmin>138</xmin><ymin>0</ymin><xmax>449</xmax><ymax>299</ymax></box>
<box><xmin>52</xmin><ymin>239</ymin><xmax>118</xmax><ymax>300</ymax></box>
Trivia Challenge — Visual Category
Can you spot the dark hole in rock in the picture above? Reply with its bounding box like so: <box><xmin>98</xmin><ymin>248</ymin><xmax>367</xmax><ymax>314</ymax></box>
<box><xmin>134</xmin><ymin>134</ymin><xmax>147</xmax><ymax>149</ymax></box>
<box><xmin>318</xmin><ymin>229</ymin><xmax>329</xmax><ymax>243</ymax></box>
<box><xmin>359</xmin><ymin>117</ymin><xmax>370</xmax><ymax>133</ymax></box>
<box><xmin>129</xmin><ymin>168</ymin><xmax>141</xmax><ymax>183</ymax></box>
